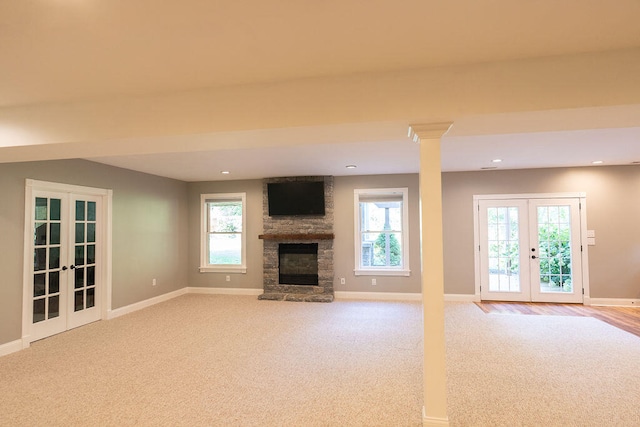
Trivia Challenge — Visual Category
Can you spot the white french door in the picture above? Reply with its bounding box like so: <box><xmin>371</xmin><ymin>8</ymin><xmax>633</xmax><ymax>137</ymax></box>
<box><xmin>478</xmin><ymin>196</ymin><xmax>585</xmax><ymax>303</ymax></box>
<box><xmin>25</xmin><ymin>181</ymin><xmax>109</xmax><ymax>343</ymax></box>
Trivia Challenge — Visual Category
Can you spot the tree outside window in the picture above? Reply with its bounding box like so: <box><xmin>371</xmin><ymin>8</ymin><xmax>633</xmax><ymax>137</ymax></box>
<box><xmin>355</xmin><ymin>188</ymin><xmax>409</xmax><ymax>276</ymax></box>
<box><xmin>200</xmin><ymin>193</ymin><xmax>246</xmax><ymax>273</ymax></box>
<box><xmin>207</xmin><ymin>201</ymin><xmax>243</xmax><ymax>265</ymax></box>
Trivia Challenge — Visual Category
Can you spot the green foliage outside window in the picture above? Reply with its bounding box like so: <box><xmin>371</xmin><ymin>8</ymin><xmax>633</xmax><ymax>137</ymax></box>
<box><xmin>538</xmin><ymin>224</ymin><xmax>572</xmax><ymax>290</ymax></box>
<box><xmin>208</xmin><ymin>201</ymin><xmax>243</xmax><ymax>265</ymax></box>
<box><xmin>373</xmin><ymin>233</ymin><xmax>401</xmax><ymax>266</ymax></box>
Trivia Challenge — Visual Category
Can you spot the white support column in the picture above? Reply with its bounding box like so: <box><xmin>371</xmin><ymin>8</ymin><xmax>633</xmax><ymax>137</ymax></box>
<box><xmin>409</xmin><ymin>123</ymin><xmax>453</xmax><ymax>427</ymax></box>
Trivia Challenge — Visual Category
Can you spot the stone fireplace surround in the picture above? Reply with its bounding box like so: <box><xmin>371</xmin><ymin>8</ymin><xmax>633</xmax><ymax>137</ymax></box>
<box><xmin>258</xmin><ymin>176</ymin><xmax>334</xmax><ymax>302</ymax></box>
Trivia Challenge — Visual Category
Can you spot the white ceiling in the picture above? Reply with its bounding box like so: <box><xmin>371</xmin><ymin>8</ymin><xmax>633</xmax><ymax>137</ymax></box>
<box><xmin>2</xmin><ymin>1</ymin><xmax>640</xmax><ymax>180</ymax></box>
<box><xmin>2</xmin><ymin>1</ymin><xmax>640</xmax><ymax>107</ymax></box>
<box><xmin>90</xmin><ymin>130</ymin><xmax>640</xmax><ymax>182</ymax></box>
<box><xmin>86</xmin><ymin>103</ymin><xmax>640</xmax><ymax>181</ymax></box>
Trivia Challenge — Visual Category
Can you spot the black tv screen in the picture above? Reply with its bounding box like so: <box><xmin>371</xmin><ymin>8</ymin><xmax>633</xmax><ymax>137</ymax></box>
<box><xmin>267</xmin><ymin>181</ymin><xmax>325</xmax><ymax>216</ymax></box>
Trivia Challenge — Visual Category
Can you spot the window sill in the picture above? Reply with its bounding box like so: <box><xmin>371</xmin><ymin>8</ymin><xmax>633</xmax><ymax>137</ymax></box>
<box><xmin>354</xmin><ymin>269</ymin><xmax>410</xmax><ymax>277</ymax></box>
<box><xmin>199</xmin><ymin>266</ymin><xmax>247</xmax><ymax>274</ymax></box>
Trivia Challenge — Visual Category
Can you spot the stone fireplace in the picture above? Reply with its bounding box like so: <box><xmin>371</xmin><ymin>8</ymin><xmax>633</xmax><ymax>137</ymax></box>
<box><xmin>258</xmin><ymin>176</ymin><xmax>334</xmax><ymax>302</ymax></box>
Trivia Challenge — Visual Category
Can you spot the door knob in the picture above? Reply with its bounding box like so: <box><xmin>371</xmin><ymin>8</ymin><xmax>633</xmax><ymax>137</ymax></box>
<box><xmin>531</xmin><ymin>255</ymin><xmax>538</xmax><ymax>259</ymax></box>
<box><xmin>62</xmin><ymin>266</ymin><xmax>68</xmax><ymax>271</ymax></box>
<box><xmin>70</xmin><ymin>265</ymin><xmax>76</xmax><ymax>269</ymax></box>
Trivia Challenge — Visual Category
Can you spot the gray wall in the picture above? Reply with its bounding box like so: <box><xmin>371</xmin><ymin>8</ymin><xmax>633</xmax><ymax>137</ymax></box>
<box><xmin>0</xmin><ymin>160</ymin><xmax>188</xmax><ymax>346</ymax></box>
<box><xmin>5</xmin><ymin>161</ymin><xmax>640</xmax><ymax>347</ymax></box>
<box><xmin>442</xmin><ymin>165</ymin><xmax>640</xmax><ymax>299</ymax></box>
<box><xmin>187</xmin><ymin>180</ymin><xmax>264</xmax><ymax>289</ymax></box>
<box><xmin>186</xmin><ymin>174</ymin><xmax>423</xmax><ymax>294</ymax></box>
<box><xmin>333</xmin><ymin>174</ymin><xmax>422</xmax><ymax>293</ymax></box>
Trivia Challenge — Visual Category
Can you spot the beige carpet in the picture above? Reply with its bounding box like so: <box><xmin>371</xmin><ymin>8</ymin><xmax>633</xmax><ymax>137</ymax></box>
<box><xmin>1</xmin><ymin>296</ymin><xmax>640</xmax><ymax>426</ymax></box>
<box><xmin>0</xmin><ymin>295</ymin><xmax>423</xmax><ymax>426</ymax></box>
<box><xmin>445</xmin><ymin>303</ymin><xmax>640</xmax><ymax>426</ymax></box>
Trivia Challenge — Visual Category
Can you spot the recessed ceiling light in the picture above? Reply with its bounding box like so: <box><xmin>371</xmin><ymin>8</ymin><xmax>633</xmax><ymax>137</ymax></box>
<box><xmin>480</xmin><ymin>166</ymin><xmax>498</xmax><ymax>170</ymax></box>
<box><xmin>221</xmin><ymin>170</ymin><xmax>230</xmax><ymax>174</ymax></box>
<box><xmin>345</xmin><ymin>165</ymin><xmax>357</xmax><ymax>169</ymax></box>
<box><xmin>492</xmin><ymin>159</ymin><xmax>502</xmax><ymax>163</ymax></box>
<box><xmin>592</xmin><ymin>160</ymin><xmax>603</xmax><ymax>165</ymax></box>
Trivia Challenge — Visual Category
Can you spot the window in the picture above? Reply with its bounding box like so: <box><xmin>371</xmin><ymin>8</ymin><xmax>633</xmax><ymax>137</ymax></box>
<box><xmin>354</xmin><ymin>188</ymin><xmax>410</xmax><ymax>276</ymax></box>
<box><xmin>200</xmin><ymin>193</ymin><xmax>246</xmax><ymax>273</ymax></box>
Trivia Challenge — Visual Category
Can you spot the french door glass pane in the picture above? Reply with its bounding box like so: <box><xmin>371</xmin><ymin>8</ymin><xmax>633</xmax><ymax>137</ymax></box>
<box><xmin>49</xmin><ymin>272</ymin><xmax>60</xmax><ymax>294</ymax></box>
<box><xmin>50</xmin><ymin>199</ymin><xmax>61</xmax><ymax>221</ymax></box>
<box><xmin>35</xmin><ymin>198</ymin><xmax>47</xmax><ymax>220</ymax></box>
<box><xmin>75</xmin><ymin>246</ymin><xmax>85</xmax><ymax>266</ymax></box>
<box><xmin>33</xmin><ymin>299</ymin><xmax>46</xmax><ymax>323</ymax></box>
<box><xmin>34</xmin><ymin>248</ymin><xmax>47</xmax><ymax>271</ymax></box>
<box><xmin>49</xmin><ymin>247</ymin><xmax>60</xmax><ymax>269</ymax></box>
<box><xmin>87</xmin><ymin>202</ymin><xmax>96</xmax><ymax>221</ymax></box>
<box><xmin>74</xmin><ymin>291</ymin><xmax>84</xmax><ymax>312</ymax></box>
<box><xmin>75</xmin><ymin>223</ymin><xmax>85</xmax><ymax>243</ymax></box>
<box><xmin>34</xmin><ymin>274</ymin><xmax>46</xmax><ymax>297</ymax></box>
<box><xmin>50</xmin><ymin>223</ymin><xmax>60</xmax><ymax>245</ymax></box>
<box><xmin>87</xmin><ymin>245</ymin><xmax>95</xmax><ymax>264</ymax></box>
<box><xmin>487</xmin><ymin>206</ymin><xmax>520</xmax><ymax>292</ymax></box>
<box><xmin>76</xmin><ymin>201</ymin><xmax>85</xmax><ymax>221</ymax></box>
<box><xmin>75</xmin><ymin>268</ymin><xmax>84</xmax><ymax>289</ymax></box>
<box><xmin>35</xmin><ymin>223</ymin><xmax>47</xmax><ymax>245</ymax></box>
<box><xmin>86</xmin><ymin>288</ymin><xmax>95</xmax><ymax>308</ymax></box>
<box><xmin>537</xmin><ymin>205</ymin><xmax>573</xmax><ymax>293</ymax></box>
<box><xmin>87</xmin><ymin>223</ymin><xmax>96</xmax><ymax>242</ymax></box>
<box><xmin>49</xmin><ymin>296</ymin><xmax>60</xmax><ymax>319</ymax></box>
<box><xmin>86</xmin><ymin>266</ymin><xmax>95</xmax><ymax>286</ymax></box>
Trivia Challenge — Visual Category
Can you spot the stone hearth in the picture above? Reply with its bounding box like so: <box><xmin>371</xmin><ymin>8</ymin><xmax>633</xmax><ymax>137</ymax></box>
<box><xmin>258</xmin><ymin>177</ymin><xmax>334</xmax><ymax>302</ymax></box>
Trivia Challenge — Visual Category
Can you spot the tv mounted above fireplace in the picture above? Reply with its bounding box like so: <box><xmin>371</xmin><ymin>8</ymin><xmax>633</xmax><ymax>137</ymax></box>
<box><xmin>267</xmin><ymin>181</ymin><xmax>325</xmax><ymax>216</ymax></box>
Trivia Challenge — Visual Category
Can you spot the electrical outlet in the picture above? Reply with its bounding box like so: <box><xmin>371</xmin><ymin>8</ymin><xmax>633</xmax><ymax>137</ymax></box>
<box><xmin>372</xmin><ymin>278</ymin><xmax>377</xmax><ymax>286</ymax></box>
<box><xmin>152</xmin><ymin>278</ymin><xmax>157</xmax><ymax>286</ymax></box>
<box><xmin>340</xmin><ymin>278</ymin><xmax>345</xmax><ymax>285</ymax></box>
<box><xmin>226</xmin><ymin>275</ymin><xmax>231</xmax><ymax>282</ymax></box>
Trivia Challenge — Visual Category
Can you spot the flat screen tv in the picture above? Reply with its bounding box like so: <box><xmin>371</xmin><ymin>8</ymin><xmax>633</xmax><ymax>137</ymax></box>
<box><xmin>267</xmin><ymin>181</ymin><xmax>325</xmax><ymax>216</ymax></box>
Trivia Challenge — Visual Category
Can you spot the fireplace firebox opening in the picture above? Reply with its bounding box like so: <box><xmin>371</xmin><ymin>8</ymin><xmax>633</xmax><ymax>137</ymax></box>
<box><xmin>278</xmin><ymin>243</ymin><xmax>319</xmax><ymax>286</ymax></box>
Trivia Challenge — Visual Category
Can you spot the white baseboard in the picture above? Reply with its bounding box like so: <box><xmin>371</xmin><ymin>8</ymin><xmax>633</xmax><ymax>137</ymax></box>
<box><xmin>444</xmin><ymin>294</ymin><xmax>478</xmax><ymax>302</ymax></box>
<box><xmin>334</xmin><ymin>291</ymin><xmax>422</xmax><ymax>301</ymax></box>
<box><xmin>107</xmin><ymin>288</ymin><xmax>188</xmax><ymax>320</ymax></box>
<box><xmin>587</xmin><ymin>298</ymin><xmax>640</xmax><ymax>307</ymax></box>
<box><xmin>422</xmin><ymin>407</ymin><xmax>450</xmax><ymax>426</ymax></box>
<box><xmin>0</xmin><ymin>339</ymin><xmax>24</xmax><ymax>357</ymax></box>
<box><xmin>186</xmin><ymin>286</ymin><xmax>263</xmax><ymax>296</ymax></box>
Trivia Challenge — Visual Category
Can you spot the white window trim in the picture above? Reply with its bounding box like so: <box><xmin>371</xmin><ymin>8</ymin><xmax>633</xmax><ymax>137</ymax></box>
<box><xmin>199</xmin><ymin>193</ymin><xmax>247</xmax><ymax>274</ymax></box>
<box><xmin>354</xmin><ymin>187</ymin><xmax>410</xmax><ymax>277</ymax></box>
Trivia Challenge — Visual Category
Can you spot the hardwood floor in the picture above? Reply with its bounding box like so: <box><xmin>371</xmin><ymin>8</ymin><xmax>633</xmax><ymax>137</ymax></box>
<box><xmin>475</xmin><ymin>301</ymin><xmax>640</xmax><ymax>338</ymax></box>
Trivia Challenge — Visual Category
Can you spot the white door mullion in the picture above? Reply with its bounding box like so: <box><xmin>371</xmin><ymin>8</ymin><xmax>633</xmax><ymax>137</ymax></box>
<box><xmin>479</xmin><ymin>199</ymin><xmax>529</xmax><ymax>302</ymax></box>
<box><xmin>479</xmin><ymin>197</ymin><xmax>584</xmax><ymax>303</ymax></box>
<box><xmin>24</xmin><ymin>182</ymin><xmax>106</xmax><ymax>344</ymax></box>
<box><xmin>529</xmin><ymin>199</ymin><xmax>583</xmax><ymax>303</ymax></box>
<box><xmin>29</xmin><ymin>190</ymin><xmax>69</xmax><ymax>341</ymax></box>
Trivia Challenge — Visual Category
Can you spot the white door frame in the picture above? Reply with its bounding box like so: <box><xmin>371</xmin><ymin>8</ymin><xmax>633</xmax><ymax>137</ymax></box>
<box><xmin>21</xmin><ymin>179</ymin><xmax>113</xmax><ymax>348</ymax></box>
<box><xmin>473</xmin><ymin>192</ymin><xmax>590</xmax><ymax>303</ymax></box>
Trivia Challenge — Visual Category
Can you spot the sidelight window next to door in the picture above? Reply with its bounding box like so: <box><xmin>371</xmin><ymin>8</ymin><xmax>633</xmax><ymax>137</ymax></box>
<box><xmin>478</xmin><ymin>197</ymin><xmax>584</xmax><ymax>303</ymax></box>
